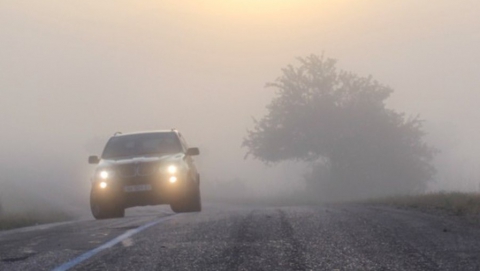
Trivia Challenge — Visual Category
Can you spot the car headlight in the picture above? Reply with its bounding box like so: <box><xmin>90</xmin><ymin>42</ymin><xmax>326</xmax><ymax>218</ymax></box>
<box><xmin>98</xmin><ymin>170</ymin><xmax>114</xmax><ymax>180</ymax></box>
<box><xmin>169</xmin><ymin>176</ymin><xmax>177</xmax><ymax>183</ymax></box>
<box><xmin>167</xmin><ymin>165</ymin><xmax>177</xmax><ymax>174</ymax></box>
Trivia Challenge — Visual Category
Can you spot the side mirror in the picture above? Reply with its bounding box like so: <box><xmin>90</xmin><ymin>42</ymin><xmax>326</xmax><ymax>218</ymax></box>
<box><xmin>186</xmin><ymin>147</ymin><xmax>200</xmax><ymax>156</ymax></box>
<box><xmin>88</xmin><ymin>155</ymin><xmax>100</xmax><ymax>164</ymax></box>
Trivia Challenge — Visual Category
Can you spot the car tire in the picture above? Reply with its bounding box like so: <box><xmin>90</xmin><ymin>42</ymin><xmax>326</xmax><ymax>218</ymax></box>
<box><xmin>169</xmin><ymin>201</ymin><xmax>184</xmax><ymax>213</ymax></box>
<box><xmin>112</xmin><ymin>206</ymin><xmax>125</xmax><ymax>218</ymax></box>
<box><xmin>189</xmin><ymin>183</ymin><xmax>202</xmax><ymax>212</ymax></box>
<box><xmin>90</xmin><ymin>190</ymin><xmax>124</xmax><ymax>219</ymax></box>
<box><xmin>90</xmin><ymin>195</ymin><xmax>107</xmax><ymax>219</ymax></box>
<box><xmin>170</xmin><ymin>181</ymin><xmax>201</xmax><ymax>213</ymax></box>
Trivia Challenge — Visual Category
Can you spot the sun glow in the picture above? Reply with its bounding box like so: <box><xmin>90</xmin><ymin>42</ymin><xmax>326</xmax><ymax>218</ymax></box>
<box><xmin>132</xmin><ymin>0</ymin><xmax>325</xmax><ymax>25</ymax></box>
<box><xmin>212</xmin><ymin>0</ymin><xmax>297</xmax><ymax>14</ymax></box>
<box><xmin>196</xmin><ymin>0</ymin><xmax>311</xmax><ymax>24</ymax></box>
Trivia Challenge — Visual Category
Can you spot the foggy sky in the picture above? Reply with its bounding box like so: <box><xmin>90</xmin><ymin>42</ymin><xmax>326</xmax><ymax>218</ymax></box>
<box><xmin>2</xmin><ymin>0</ymin><xmax>480</xmax><ymax>209</ymax></box>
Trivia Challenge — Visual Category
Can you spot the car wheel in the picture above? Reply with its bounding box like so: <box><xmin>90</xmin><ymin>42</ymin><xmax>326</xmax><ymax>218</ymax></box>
<box><xmin>90</xmin><ymin>190</ymin><xmax>123</xmax><ymax>219</ymax></box>
<box><xmin>110</xmin><ymin>206</ymin><xmax>125</xmax><ymax>218</ymax></box>
<box><xmin>189</xmin><ymin>183</ymin><xmax>202</xmax><ymax>212</ymax></box>
<box><xmin>170</xmin><ymin>201</ymin><xmax>184</xmax><ymax>213</ymax></box>
<box><xmin>170</xmin><ymin>182</ymin><xmax>201</xmax><ymax>213</ymax></box>
<box><xmin>90</xmin><ymin>195</ymin><xmax>107</xmax><ymax>219</ymax></box>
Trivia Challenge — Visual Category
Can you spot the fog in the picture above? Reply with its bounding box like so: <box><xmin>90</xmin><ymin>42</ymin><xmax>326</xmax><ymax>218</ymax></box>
<box><xmin>1</xmin><ymin>0</ymin><xmax>480</xmax><ymax>214</ymax></box>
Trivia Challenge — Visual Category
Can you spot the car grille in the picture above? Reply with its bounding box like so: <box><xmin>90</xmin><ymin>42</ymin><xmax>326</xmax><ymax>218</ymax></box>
<box><xmin>116</xmin><ymin>164</ymin><xmax>135</xmax><ymax>178</ymax></box>
<box><xmin>138</xmin><ymin>162</ymin><xmax>158</xmax><ymax>176</ymax></box>
<box><xmin>115</xmin><ymin>162</ymin><xmax>159</xmax><ymax>178</ymax></box>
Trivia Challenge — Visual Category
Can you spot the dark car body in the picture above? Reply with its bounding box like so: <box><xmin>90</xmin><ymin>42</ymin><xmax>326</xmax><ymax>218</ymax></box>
<box><xmin>88</xmin><ymin>130</ymin><xmax>201</xmax><ymax>219</ymax></box>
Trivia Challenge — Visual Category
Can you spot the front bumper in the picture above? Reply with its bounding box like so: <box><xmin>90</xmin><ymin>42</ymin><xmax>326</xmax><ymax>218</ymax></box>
<box><xmin>91</xmin><ymin>175</ymin><xmax>189</xmax><ymax>208</ymax></box>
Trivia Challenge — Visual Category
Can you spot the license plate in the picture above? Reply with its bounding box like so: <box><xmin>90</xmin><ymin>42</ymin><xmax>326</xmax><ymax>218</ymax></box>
<box><xmin>124</xmin><ymin>184</ymin><xmax>152</xmax><ymax>193</ymax></box>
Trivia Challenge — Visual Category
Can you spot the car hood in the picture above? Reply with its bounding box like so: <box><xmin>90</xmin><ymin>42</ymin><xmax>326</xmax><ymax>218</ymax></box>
<box><xmin>97</xmin><ymin>153</ymin><xmax>185</xmax><ymax>168</ymax></box>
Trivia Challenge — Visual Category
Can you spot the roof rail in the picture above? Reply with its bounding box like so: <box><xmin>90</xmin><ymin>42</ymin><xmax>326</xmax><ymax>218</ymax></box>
<box><xmin>114</xmin><ymin>131</ymin><xmax>122</xmax><ymax>136</ymax></box>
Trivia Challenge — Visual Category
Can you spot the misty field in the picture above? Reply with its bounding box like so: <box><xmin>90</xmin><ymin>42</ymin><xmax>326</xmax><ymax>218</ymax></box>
<box><xmin>0</xmin><ymin>210</ymin><xmax>73</xmax><ymax>231</ymax></box>
<box><xmin>0</xmin><ymin>180</ymin><xmax>86</xmax><ymax>231</ymax></box>
<box><xmin>368</xmin><ymin>192</ymin><xmax>480</xmax><ymax>217</ymax></box>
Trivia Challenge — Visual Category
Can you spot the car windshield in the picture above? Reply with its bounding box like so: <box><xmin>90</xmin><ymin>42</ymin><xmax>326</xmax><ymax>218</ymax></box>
<box><xmin>101</xmin><ymin>133</ymin><xmax>182</xmax><ymax>159</ymax></box>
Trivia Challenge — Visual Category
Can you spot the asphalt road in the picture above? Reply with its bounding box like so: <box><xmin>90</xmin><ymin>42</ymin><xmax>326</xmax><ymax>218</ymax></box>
<box><xmin>1</xmin><ymin>203</ymin><xmax>480</xmax><ymax>271</ymax></box>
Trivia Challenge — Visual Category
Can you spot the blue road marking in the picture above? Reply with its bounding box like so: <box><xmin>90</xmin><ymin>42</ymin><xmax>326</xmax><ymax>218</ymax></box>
<box><xmin>52</xmin><ymin>215</ymin><xmax>177</xmax><ymax>271</ymax></box>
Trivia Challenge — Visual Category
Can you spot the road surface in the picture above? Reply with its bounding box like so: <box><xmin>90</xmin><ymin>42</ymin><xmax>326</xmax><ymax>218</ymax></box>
<box><xmin>1</xmin><ymin>203</ymin><xmax>480</xmax><ymax>270</ymax></box>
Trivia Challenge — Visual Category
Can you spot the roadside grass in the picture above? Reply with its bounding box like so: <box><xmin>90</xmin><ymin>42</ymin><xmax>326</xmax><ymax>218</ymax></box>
<box><xmin>205</xmin><ymin>196</ymin><xmax>323</xmax><ymax>207</ymax></box>
<box><xmin>205</xmin><ymin>192</ymin><xmax>480</xmax><ymax>216</ymax></box>
<box><xmin>367</xmin><ymin>192</ymin><xmax>480</xmax><ymax>216</ymax></box>
<box><xmin>0</xmin><ymin>210</ymin><xmax>74</xmax><ymax>231</ymax></box>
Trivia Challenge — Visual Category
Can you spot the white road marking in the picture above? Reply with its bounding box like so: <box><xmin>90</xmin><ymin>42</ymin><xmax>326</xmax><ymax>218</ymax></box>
<box><xmin>52</xmin><ymin>214</ymin><xmax>178</xmax><ymax>271</ymax></box>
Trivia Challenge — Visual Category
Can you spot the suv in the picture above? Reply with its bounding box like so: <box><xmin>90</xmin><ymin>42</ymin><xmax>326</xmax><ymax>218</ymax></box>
<box><xmin>88</xmin><ymin>130</ymin><xmax>201</xmax><ymax>219</ymax></box>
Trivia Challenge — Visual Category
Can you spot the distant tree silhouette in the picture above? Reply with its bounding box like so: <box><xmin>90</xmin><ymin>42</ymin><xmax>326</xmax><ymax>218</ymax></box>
<box><xmin>243</xmin><ymin>55</ymin><xmax>437</xmax><ymax>200</ymax></box>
